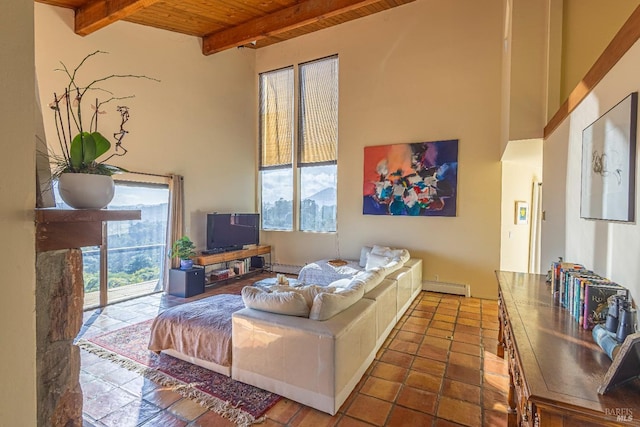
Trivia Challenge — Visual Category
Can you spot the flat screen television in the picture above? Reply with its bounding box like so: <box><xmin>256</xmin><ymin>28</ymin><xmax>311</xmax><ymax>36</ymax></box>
<box><xmin>206</xmin><ymin>213</ymin><xmax>259</xmax><ymax>253</ymax></box>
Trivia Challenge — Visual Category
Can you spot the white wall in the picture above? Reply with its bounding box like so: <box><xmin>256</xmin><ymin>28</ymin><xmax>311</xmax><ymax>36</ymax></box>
<box><xmin>507</xmin><ymin>0</ymin><xmax>549</xmax><ymax>141</ymax></box>
<box><xmin>541</xmin><ymin>120</ymin><xmax>569</xmax><ymax>270</ymax></box>
<box><xmin>546</xmin><ymin>0</ymin><xmax>564</xmax><ymax>122</ymax></box>
<box><xmin>35</xmin><ymin>4</ymin><xmax>257</xmax><ymax>249</ymax></box>
<box><xmin>257</xmin><ymin>0</ymin><xmax>504</xmax><ymax>299</ymax></box>
<box><xmin>500</xmin><ymin>139</ymin><xmax>543</xmax><ymax>272</ymax></box>
<box><xmin>560</xmin><ymin>0</ymin><xmax>640</xmax><ymax>102</ymax></box>
<box><xmin>0</xmin><ymin>0</ymin><xmax>37</xmax><ymax>424</ymax></box>
<box><xmin>543</xmin><ymin>38</ymin><xmax>640</xmax><ymax>314</ymax></box>
<box><xmin>500</xmin><ymin>0</ymin><xmax>513</xmax><ymax>153</ymax></box>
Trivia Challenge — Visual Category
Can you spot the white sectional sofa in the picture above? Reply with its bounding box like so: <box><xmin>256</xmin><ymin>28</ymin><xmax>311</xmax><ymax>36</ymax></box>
<box><xmin>231</xmin><ymin>246</ymin><xmax>422</xmax><ymax>415</ymax></box>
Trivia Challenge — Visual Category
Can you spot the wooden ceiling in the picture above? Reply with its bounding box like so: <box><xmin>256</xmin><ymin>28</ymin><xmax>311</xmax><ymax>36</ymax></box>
<box><xmin>36</xmin><ymin>0</ymin><xmax>416</xmax><ymax>55</ymax></box>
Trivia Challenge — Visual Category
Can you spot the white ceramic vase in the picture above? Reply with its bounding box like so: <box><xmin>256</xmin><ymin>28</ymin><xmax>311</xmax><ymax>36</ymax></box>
<box><xmin>58</xmin><ymin>173</ymin><xmax>115</xmax><ymax>209</ymax></box>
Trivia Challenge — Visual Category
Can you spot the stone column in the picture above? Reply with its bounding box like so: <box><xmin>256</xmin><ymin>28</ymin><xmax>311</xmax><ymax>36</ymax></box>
<box><xmin>36</xmin><ymin>249</ymin><xmax>84</xmax><ymax>427</ymax></box>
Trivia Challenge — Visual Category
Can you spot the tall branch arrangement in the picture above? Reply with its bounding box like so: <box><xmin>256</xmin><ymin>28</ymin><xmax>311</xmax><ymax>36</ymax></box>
<box><xmin>49</xmin><ymin>50</ymin><xmax>159</xmax><ymax>177</ymax></box>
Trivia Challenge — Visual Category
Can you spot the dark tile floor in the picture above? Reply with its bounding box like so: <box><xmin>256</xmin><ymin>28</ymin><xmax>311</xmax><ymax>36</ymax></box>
<box><xmin>79</xmin><ymin>273</ymin><xmax>509</xmax><ymax>426</ymax></box>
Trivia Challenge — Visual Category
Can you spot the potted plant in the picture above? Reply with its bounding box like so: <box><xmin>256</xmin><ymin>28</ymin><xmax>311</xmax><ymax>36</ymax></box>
<box><xmin>48</xmin><ymin>50</ymin><xmax>158</xmax><ymax>209</ymax></box>
<box><xmin>170</xmin><ymin>236</ymin><xmax>197</xmax><ymax>270</ymax></box>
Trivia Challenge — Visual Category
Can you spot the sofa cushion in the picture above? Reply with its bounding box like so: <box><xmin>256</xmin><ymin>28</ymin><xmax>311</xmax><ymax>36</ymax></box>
<box><xmin>269</xmin><ymin>284</ymin><xmax>331</xmax><ymax>308</ymax></box>
<box><xmin>309</xmin><ymin>282</ymin><xmax>365</xmax><ymax>321</ymax></box>
<box><xmin>328</xmin><ymin>278</ymin><xmax>352</xmax><ymax>289</ymax></box>
<box><xmin>370</xmin><ymin>245</ymin><xmax>410</xmax><ymax>264</ymax></box>
<box><xmin>365</xmin><ymin>253</ymin><xmax>391</xmax><ymax>270</ymax></box>
<box><xmin>381</xmin><ymin>258</ymin><xmax>405</xmax><ymax>277</ymax></box>
<box><xmin>359</xmin><ymin>246</ymin><xmax>372</xmax><ymax>267</ymax></box>
<box><xmin>371</xmin><ymin>245</ymin><xmax>404</xmax><ymax>259</ymax></box>
<box><xmin>352</xmin><ymin>269</ymin><xmax>385</xmax><ymax>293</ymax></box>
<box><xmin>241</xmin><ymin>286</ymin><xmax>310</xmax><ymax>317</ymax></box>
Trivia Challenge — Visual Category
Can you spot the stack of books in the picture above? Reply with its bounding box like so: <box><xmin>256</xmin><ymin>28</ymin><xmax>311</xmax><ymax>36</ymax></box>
<box><xmin>550</xmin><ymin>261</ymin><xmax>629</xmax><ymax>330</ymax></box>
<box><xmin>230</xmin><ymin>260</ymin><xmax>248</xmax><ymax>275</ymax></box>
<box><xmin>551</xmin><ymin>261</ymin><xmax>584</xmax><ymax>302</ymax></box>
<box><xmin>210</xmin><ymin>268</ymin><xmax>232</xmax><ymax>281</ymax></box>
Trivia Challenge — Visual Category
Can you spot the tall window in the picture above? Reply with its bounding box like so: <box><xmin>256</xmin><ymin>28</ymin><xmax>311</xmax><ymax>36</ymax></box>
<box><xmin>53</xmin><ymin>178</ymin><xmax>170</xmax><ymax>308</ymax></box>
<box><xmin>259</xmin><ymin>66</ymin><xmax>294</xmax><ymax>230</ymax></box>
<box><xmin>259</xmin><ymin>56</ymin><xmax>338</xmax><ymax>232</ymax></box>
<box><xmin>102</xmin><ymin>181</ymin><xmax>169</xmax><ymax>306</ymax></box>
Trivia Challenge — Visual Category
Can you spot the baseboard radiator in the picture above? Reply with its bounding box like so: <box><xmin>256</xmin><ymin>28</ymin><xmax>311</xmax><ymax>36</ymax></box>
<box><xmin>422</xmin><ymin>280</ymin><xmax>471</xmax><ymax>297</ymax></box>
<box><xmin>270</xmin><ymin>263</ymin><xmax>303</xmax><ymax>275</ymax></box>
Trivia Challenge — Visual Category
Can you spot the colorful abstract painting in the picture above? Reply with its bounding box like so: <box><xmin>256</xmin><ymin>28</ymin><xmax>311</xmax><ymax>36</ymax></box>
<box><xmin>363</xmin><ymin>140</ymin><xmax>458</xmax><ymax>216</ymax></box>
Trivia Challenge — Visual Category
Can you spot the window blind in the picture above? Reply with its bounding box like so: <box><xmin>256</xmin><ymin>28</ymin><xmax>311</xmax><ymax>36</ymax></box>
<box><xmin>259</xmin><ymin>67</ymin><xmax>294</xmax><ymax>170</ymax></box>
<box><xmin>298</xmin><ymin>56</ymin><xmax>338</xmax><ymax>166</ymax></box>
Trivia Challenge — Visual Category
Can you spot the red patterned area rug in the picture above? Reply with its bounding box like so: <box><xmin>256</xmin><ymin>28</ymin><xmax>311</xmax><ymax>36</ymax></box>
<box><xmin>77</xmin><ymin>319</ymin><xmax>281</xmax><ymax>426</ymax></box>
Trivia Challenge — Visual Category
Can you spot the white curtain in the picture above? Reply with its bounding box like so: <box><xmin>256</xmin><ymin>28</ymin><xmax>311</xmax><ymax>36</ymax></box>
<box><xmin>163</xmin><ymin>174</ymin><xmax>185</xmax><ymax>291</ymax></box>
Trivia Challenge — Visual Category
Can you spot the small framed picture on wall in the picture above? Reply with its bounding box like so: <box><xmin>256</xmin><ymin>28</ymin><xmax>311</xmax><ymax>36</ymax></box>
<box><xmin>515</xmin><ymin>201</ymin><xmax>529</xmax><ymax>225</ymax></box>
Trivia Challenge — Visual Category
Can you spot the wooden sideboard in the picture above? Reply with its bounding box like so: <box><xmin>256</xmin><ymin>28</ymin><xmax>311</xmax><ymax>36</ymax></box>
<box><xmin>193</xmin><ymin>245</ymin><xmax>271</xmax><ymax>285</ymax></box>
<box><xmin>193</xmin><ymin>245</ymin><xmax>271</xmax><ymax>266</ymax></box>
<box><xmin>496</xmin><ymin>271</ymin><xmax>640</xmax><ymax>426</ymax></box>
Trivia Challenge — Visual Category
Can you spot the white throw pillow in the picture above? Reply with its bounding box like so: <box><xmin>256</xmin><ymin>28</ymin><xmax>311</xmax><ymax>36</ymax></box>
<box><xmin>289</xmin><ymin>284</ymin><xmax>331</xmax><ymax>308</ymax></box>
<box><xmin>255</xmin><ymin>284</ymin><xmax>330</xmax><ymax>309</ymax></box>
<box><xmin>267</xmin><ymin>284</ymin><xmax>289</xmax><ymax>291</ymax></box>
<box><xmin>241</xmin><ymin>286</ymin><xmax>310</xmax><ymax>317</ymax></box>
<box><xmin>309</xmin><ymin>282</ymin><xmax>365</xmax><ymax>321</ymax></box>
<box><xmin>365</xmin><ymin>252</ymin><xmax>391</xmax><ymax>270</ymax></box>
<box><xmin>359</xmin><ymin>246</ymin><xmax>373</xmax><ymax>267</ymax></box>
<box><xmin>371</xmin><ymin>244</ymin><xmax>403</xmax><ymax>259</ymax></box>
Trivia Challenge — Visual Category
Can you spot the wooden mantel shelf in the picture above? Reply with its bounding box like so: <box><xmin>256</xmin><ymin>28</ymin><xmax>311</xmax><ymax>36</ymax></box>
<box><xmin>35</xmin><ymin>208</ymin><xmax>141</xmax><ymax>252</ymax></box>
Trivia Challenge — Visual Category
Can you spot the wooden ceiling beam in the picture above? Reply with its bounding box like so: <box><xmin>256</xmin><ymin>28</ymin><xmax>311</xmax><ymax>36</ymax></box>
<box><xmin>75</xmin><ymin>0</ymin><xmax>162</xmax><ymax>36</ymax></box>
<box><xmin>202</xmin><ymin>0</ymin><xmax>405</xmax><ymax>55</ymax></box>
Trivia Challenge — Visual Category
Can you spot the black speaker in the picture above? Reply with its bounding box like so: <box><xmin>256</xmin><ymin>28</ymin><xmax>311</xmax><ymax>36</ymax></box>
<box><xmin>168</xmin><ymin>268</ymin><xmax>205</xmax><ymax>298</ymax></box>
<box><xmin>251</xmin><ymin>256</ymin><xmax>265</xmax><ymax>269</ymax></box>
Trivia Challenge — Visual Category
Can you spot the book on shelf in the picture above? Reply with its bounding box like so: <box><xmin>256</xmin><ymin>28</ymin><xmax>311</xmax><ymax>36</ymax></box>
<box><xmin>564</xmin><ymin>270</ymin><xmax>600</xmax><ymax>319</ymax></box>
<box><xmin>551</xmin><ymin>261</ymin><xmax>584</xmax><ymax>302</ymax></box>
<box><xmin>549</xmin><ymin>261</ymin><xmax>630</xmax><ymax>330</ymax></box>
<box><xmin>583</xmin><ymin>282</ymin><xmax>628</xmax><ymax>330</ymax></box>
<box><xmin>559</xmin><ymin>266</ymin><xmax>589</xmax><ymax>308</ymax></box>
<box><xmin>230</xmin><ymin>260</ymin><xmax>246</xmax><ymax>275</ymax></box>
<box><xmin>210</xmin><ymin>268</ymin><xmax>231</xmax><ymax>281</ymax></box>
